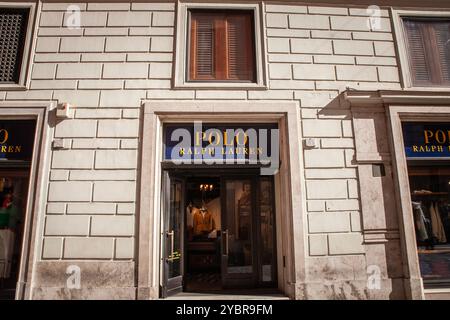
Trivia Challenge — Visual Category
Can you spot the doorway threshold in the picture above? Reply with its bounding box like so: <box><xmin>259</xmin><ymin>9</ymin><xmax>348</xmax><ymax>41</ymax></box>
<box><xmin>165</xmin><ymin>290</ymin><xmax>289</xmax><ymax>300</ymax></box>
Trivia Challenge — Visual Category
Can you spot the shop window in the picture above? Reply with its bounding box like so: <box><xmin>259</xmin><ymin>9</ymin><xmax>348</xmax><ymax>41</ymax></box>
<box><xmin>0</xmin><ymin>8</ymin><xmax>30</xmax><ymax>84</ymax></box>
<box><xmin>403</xmin><ymin>122</ymin><xmax>450</xmax><ymax>288</ymax></box>
<box><xmin>403</xmin><ymin>18</ymin><xmax>450</xmax><ymax>87</ymax></box>
<box><xmin>188</xmin><ymin>10</ymin><xmax>256</xmax><ymax>82</ymax></box>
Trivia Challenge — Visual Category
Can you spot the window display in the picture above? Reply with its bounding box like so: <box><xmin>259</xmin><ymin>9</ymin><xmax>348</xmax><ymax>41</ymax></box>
<box><xmin>409</xmin><ymin>167</ymin><xmax>450</xmax><ymax>286</ymax></box>
<box><xmin>0</xmin><ymin>174</ymin><xmax>27</xmax><ymax>299</ymax></box>
<box><xmin>403</xmin><ymin>122</ymin><xmax>450</xmax><ymax>287</ymax></box>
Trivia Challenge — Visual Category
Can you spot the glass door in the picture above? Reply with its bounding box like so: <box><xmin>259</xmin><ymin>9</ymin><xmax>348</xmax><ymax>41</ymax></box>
<box><xmin>221</xmin><ymin>177</ymin><xmax>257</xmax><ymax>288</ymax></box>
<box><xmin>161</xmin><ymin>171</ymin><xmax>184</xmax><ymax>297</ymax></box>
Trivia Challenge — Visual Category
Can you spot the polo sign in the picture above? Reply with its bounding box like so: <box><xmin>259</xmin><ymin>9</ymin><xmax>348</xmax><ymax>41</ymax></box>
<box><xmin>164</xmin><ymin>122</ymin><xmax>279</xmax><ymax>175</ymax></box>
<box><xmin>403</xmin><ymin>122</ymin><xmax>450</xmax><ymax>159</ymax></box>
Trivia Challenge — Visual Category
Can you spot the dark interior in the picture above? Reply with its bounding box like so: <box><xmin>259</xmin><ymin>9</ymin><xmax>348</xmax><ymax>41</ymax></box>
<box><xmin>184</xmin><ymin>176</ymin><xmax>222</xmax><ymax>292</ymax></box>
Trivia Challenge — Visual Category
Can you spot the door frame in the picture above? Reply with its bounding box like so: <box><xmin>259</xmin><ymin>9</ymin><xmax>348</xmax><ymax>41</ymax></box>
<box><xmin>0</xmin><ymin>102</ymin><xmax>54</xmax><ymax>299</ymax></box>
<box><xmin>160</xmin><ymin>171</ymin><xmax>185</xmax><ymax>297</ymax></box>
<box><xmin>159</xmin><ymin>169</ymin><xmax>278</xmax><ymax>292</ymax></box>
<box><xmin>137</xmin><ymin>101</ymin><xmax>305</xmax><ymax>300</ymax></box>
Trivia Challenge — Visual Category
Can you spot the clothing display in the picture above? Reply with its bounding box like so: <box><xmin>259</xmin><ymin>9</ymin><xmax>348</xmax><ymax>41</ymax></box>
<box><xmin>205</xmin><ymin>197</ymin><xmax>221</xmax><ymax>230</ymax></box>
<box><xmin>412</xmin><ymin>200</ymin><xmax>448</xmax><ymax>244</ymax></box>
<box><xmin>192</xmin><ymin>207</ymin><xmax>215</xmax><ymax>236</ymax></box>
<box><xmin>412</xmin><ymin>201</ymin><xmax>430</xmax><ymax>242</ymax></box>
<box><xmin>186</xmin><ymin>203</ymin><xmax>194</xmax><ymax>228</ymax></box>
<box><xmin>187</xmin><ymin>197</ymin><xmax>221</xmax><ymax>235</ymax></box>
<box><xmin>430</xmin><ymin>202</ymin><xmax>447</xmax><ymax>243</ymax></box>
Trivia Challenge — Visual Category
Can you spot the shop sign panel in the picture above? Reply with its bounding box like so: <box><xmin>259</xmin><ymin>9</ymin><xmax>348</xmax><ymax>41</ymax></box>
<box><xmin>164</xmin><ymin>123</ymin><xmax>279</xmax><ymax>174</ymax></box>
<box><xmin>0</xmin><ymin>120</ymin><xmax>36</xmax><ymax>162</ymax></box>
<box><xmin>403</xmin><ymin>122</ymin><xmax>450</xmax><ymax>159</ymax></box>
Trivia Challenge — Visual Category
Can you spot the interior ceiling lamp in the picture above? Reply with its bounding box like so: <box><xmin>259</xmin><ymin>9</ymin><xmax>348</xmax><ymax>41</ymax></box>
<box><xmin>199</xmin><ymin>184</ymin><xmax>214</xmax><ymax>191</ymax></box>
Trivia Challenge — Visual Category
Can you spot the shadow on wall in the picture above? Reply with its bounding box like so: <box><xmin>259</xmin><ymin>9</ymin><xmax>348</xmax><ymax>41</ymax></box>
<box><xmin>315</xmin><ymin>92</ymin><xmax>408</xmax><ymax>300</ymax></box>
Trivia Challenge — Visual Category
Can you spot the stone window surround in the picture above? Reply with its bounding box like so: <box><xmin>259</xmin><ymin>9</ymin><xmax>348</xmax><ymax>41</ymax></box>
<box><xmin>0</xmin><ymin>2</ymin><xmax>37</xmax><ymax>90</ymax></box>
<box><xmin>346</xmin><ymin>90</ymin><xmax>450</xmax><ymax>299</ymax></box>
<box><xmin>173</xmin><ymin>2</ymin><xmax>268</xmax><ymax>90</ymax></box>
<box><xmin>392</xmin><ymin>9</ymin><xmax>450</xmax><ymax>92</ymax></box>
<box><xmin>0</xmin><ymin>101</ymin><xmax>54</xmax><ymax>300</ymax></box>
<box><xmin>389</xmin><ymin>104</ymin><xmax>450</xmax><ymax>298</ymax></box>
<box><xmin>136</xmin><ymin>101</ymin><xmax>303</xmax><ymax>299</ymax></box>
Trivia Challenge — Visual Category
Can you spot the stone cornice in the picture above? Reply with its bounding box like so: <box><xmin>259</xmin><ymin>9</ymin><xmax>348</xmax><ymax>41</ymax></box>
<box><xmin>344</xmin><ymin>90</ymin><xmax>450</xmax><ymax>107</ymax></box>
<box><xmin>4</xmin><ymin>0</ymin><xmax>450</xmax><ymax>10</ymax></box>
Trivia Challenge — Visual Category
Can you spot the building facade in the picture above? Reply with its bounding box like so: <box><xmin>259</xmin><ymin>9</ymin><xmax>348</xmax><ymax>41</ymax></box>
<box><xmin>0</xmin><ymin>0</ymin><xmax>450</xmax><ymax>300</ymax></box>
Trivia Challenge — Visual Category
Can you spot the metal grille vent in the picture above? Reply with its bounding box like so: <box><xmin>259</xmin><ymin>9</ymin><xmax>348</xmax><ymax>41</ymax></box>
<box><xmin>0</xmin><ymin>8</ymin><xmax>29</xmax><ymax>83</ymax></box>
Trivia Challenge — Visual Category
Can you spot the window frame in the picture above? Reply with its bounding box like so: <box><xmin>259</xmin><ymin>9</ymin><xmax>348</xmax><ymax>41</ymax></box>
<box><xmin>0</xmin><ymin>2</ymin><xmax>36</xmax><ymax>90</ymax></box>
<box><xmin>174</xmin><ymin>2</ymin><xmax>267</xmax><ymax>89</ymax></box>
<box><xmin>393</xmin><ymin>9</ymin><xmax>450</xmax><ymax>91</ymax></box>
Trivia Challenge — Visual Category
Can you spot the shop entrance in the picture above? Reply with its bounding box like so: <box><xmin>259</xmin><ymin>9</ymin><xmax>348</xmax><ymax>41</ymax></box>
<box><xmin>161</xmin><ymin>169</ymin><xmax>277</xmax><ymax>297</ymax></box>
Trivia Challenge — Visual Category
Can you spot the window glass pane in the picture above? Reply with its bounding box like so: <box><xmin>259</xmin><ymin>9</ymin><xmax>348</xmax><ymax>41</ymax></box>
<box><xmin>403</xmin><ymin>122</ymin><xmax>450</xmax><ymax>287</ymax></box>
<box><xmin>225</xmin><ymin>180</ymin><xmax>253</xmax><ymax>273</ymax></box>
<box><xmin>260</xmin><ymin>178</ymin><xmax>274</xmax><ymax>282</ymax></box>
<box><xmin>168</xmin><ymin>181</ymin><xmax>182</xmax><ymax>278</ymax></box>
<box><xmin>0</xmin><ymin>175</ymin><xmax>28</xmax><ymax>299</ymax></box>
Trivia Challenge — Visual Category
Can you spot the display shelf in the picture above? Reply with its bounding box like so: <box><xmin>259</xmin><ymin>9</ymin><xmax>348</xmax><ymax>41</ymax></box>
<box><xmin>411</xmin><ymin>192</ymin><xmax>448</xmax><ymax>196</ymax></box>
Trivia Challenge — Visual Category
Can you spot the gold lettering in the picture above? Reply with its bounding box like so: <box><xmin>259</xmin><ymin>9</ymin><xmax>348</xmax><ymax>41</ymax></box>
<box><xmin>413</xmin><ymin>146</ymin><xmax>418</xmax><ymax>152</ymax></box>
<box><xmin>0</xmin><ymin>129</ymin><xmax>8</xmax><ymax>144</ymax></box>
<box><xmin>437</xmin><ymin>146</ymin><xmax>444</xmax><ymax>152</ymax></box>
<box><xmin>7</xmin><ymin>146</ymin><xmax>13</xmax><ymax>153</ymax></box>
<box><xmin>195</xmin><ymin>132</ymin><xmax>205</xmax><ymax>146</ymax></box>
<box><xmin>179</xmin><ymin>148</ymin><xmax>185</xmax><ymax>156</ymax></box>
<box><xmin>424</xmin><ymin>130</ymin><xmax>433</xmax><ymax>144</ymax></box>
<box><xmin>223</xmin><ymin>132</ymin><xmax>233</xmax><ymax>146</ymax></box>
<box><xmin>235</xmin><ymin>132</ymin><xmax>248</xmax><ymax>146</ymax></box>
<box><xmin>208</xmin><ymin>132</ymin><xmax>221</xmax><ymax>146</ymax></box>
<box><xmin>435</xmin><ymin>130</ymin><xmax>446</xmax><ymax>144</ymax></box>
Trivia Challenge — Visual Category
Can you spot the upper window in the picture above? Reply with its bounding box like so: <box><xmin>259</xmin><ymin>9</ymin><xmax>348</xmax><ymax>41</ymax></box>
<box><xmin>188</xmin><ymin>9</ymin><xmax>256</xmax><ymax>82</ymax></box>
<box><xmin>403</xmin><ymin>18</ymin><xmax>450</xmax><ymax>87</ymax></box>
<box><xmin>0</xmin><ymin>8</ymin><xmax>30</xmax><ymax>84</ymax></box>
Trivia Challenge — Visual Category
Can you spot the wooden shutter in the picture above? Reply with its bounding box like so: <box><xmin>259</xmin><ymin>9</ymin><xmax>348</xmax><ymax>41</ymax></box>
<box><xmin>404</xmin><ymin>18</ymin><xmax>450</xmax><ymax>86</ymax></box>
<box><xmin>226</xmin><ymin>12</ymin><xmax>255</xmax><ymax>81</ymax></box>
<box><xmin>190</xmin><ymin>14</ymin><xmax>215</xmax><ymax>80</ymax></box>
<box><xmin>404</xmin><ymin>20</ymin><xmax>432</xmax><ymax>85</ymax></box>
<box><xmin>189</xmin><ymin>10</ymin><xmax>255</xmax><ymax>82</ymax></box>
<box><xmin>433</xmin><ymin>22</ymin><xmax>450</xmax><ymax>83</ymax></box>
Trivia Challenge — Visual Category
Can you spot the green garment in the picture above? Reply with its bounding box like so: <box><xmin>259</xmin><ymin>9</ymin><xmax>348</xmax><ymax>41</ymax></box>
<box><xmin>0</xmin><ymin>204</ymin><xmax>19</xmax><ymax>228</ymax></box>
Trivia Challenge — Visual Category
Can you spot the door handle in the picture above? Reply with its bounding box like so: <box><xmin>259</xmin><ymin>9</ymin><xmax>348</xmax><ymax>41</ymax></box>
<box><xmin>167</xmin><ymin>230</ymin><xmax>175</xmax><ymax>261</ymax></box>
<box><xmin>223</xmin><ymin>229</ymin><xmax>229</xmax><ymax>256</ymax></box>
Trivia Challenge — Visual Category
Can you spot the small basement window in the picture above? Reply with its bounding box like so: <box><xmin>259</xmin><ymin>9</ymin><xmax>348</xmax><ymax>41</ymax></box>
<box><xmin>0</xmin><ymin>8</ymin><xmax>30</xmax><ymax>84</ymax></box>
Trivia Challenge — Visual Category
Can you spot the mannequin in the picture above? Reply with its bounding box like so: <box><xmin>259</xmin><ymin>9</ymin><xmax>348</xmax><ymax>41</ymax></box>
<box><xmin>192</xmin><ymin>206</ymin><xmax>215</xmax><ymax>237</ymax></box>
